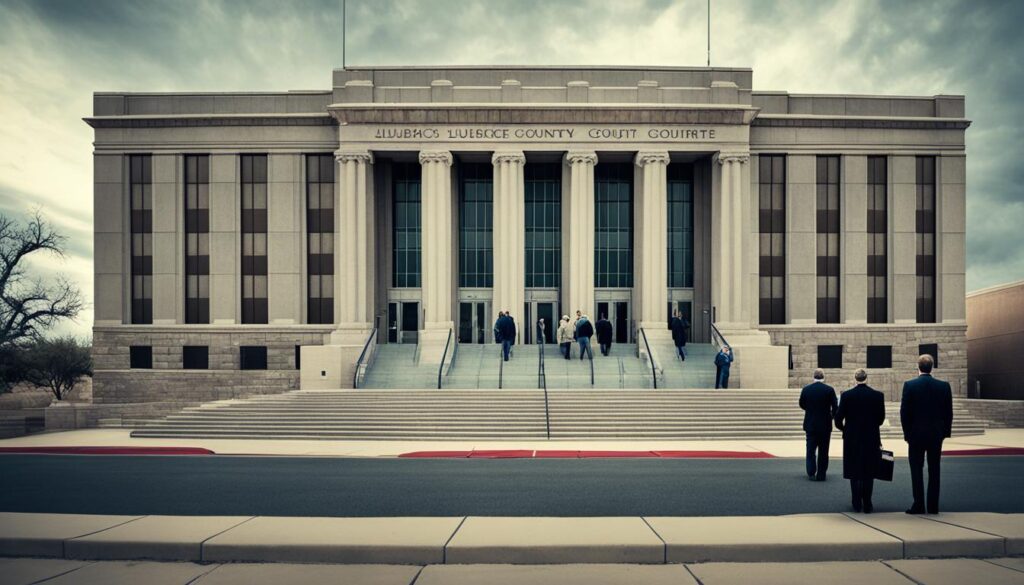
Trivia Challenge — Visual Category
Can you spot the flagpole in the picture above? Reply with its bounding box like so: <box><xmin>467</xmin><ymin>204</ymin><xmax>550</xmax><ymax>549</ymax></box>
<box><xmin>707</xmin><ymin>0</ymin><xmax>711</xmax><ymax>67</ymax></box>
<box><xmin>342</xmin><ymin>0</ymin><xmax>347</xmax><ymax>69</ymax></box>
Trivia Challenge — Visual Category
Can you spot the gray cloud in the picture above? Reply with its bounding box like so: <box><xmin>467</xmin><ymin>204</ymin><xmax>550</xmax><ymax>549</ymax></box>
<box><xmin>0</xmin><ymin>0</ymin><xmax>1020</xmax><ymax>338</ymax></box>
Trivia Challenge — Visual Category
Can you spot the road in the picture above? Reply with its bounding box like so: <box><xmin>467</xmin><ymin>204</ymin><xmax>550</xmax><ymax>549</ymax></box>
<box><xmin>1</xmin><ymin>454</ymin><xmax>1021</xmax><ymax>517</ymax></box>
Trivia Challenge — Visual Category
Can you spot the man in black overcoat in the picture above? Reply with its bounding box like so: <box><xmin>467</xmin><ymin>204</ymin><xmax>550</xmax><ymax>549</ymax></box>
<box><xmin>835</xmin><ymin>368</ymin><xmax>886</xmax><ymax>513</ymax></box>
<box><xmin>900</xmin><ymin>354</ymin><xmax>953</xmax><ymax>514</ymax></box>
<box><xmin>595</xmin><ymin>314</ymin><xmax>613</xmax><ymax>356</ymax></box>
<box><xmin>670</xmin><ymin>310</ymin><xmax>689</xmax><ymax>361</ymax></box>
<box><xmin>800</xmin><ymin>369</ymin><xmax>838</xmax><ymax>481</ymax></box>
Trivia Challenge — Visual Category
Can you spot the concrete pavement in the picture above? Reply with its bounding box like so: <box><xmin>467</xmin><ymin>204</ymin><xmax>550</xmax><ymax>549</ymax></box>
<box><xmin>2</xmin><ymin>428</ymin><xmax>1023</xmax><ymax>457</ymax></box>
<box><xmin>2</xmin><ymin>512</ymin><xmax>1023</xmax><ymax>566</ymax></box>
<box><xmin>3</xmin><ymin>557</ymin><xmax>1024</xmax><ymax>585</ymax></box>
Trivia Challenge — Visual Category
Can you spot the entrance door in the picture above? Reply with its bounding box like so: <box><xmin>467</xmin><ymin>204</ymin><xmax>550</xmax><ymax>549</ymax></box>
<box><xmin>388</xmin><ymin>301</ymin><xmax>420</xmax><ymax>344</ymax></box>
<box><xmin>667</xmin><ymin>300</ymin><xmax>693</xmax><ymax>343</ymax></box>
<box><xmin>458</xmin><ymin>301</ymin><xmax>490</xmax><ymax>344</ymax></box>
<box><xmin>596</xmin><ymin>301</ymin><xmax>631</xmax><ymax>343</ymax></box>
<box><xmin>536</xmin><ymin>302</ymin><xmax>556</xmax><ymax>344</ymax></box>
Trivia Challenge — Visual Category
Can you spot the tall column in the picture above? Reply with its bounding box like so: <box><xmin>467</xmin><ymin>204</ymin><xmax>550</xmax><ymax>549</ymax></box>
<box><xmin>419</xmin><ymin>150</ymin><xmax>454</xmax><ymax>331</ymax></box>
<box><xmin>714</xmin><ymin>152</ymin><xmax>749</xmax><ymax>328</ymax></box>
<box><xmin>565</xmin><ymin>151</ymin><xmax>597</xmax><ymax>317</ymax></box>
<box><xmin>636</xmin><ymin>151</ymin><xmax>670</xmax><ymax>328</ymax></box>
<box><xmin>335</xmin><ymin>150</ymin><xmax>375</xmax><ymax>329</ymax></box>
<box><xmin>492</xmin><ymin>151</ymin><xmax>526</xmax><ymax>322</ymax></box>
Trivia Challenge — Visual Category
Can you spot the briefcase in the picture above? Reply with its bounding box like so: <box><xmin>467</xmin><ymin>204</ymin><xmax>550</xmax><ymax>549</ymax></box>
<box><xmin>875</xmin><ymin>449</ymin><xmax>895</xmax><ymax>482</ymax></box>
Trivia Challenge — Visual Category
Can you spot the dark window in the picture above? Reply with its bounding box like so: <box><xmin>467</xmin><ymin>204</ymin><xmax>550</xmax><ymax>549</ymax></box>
<box><xmin>759</xmin><ymin>155</ymin><xmax>786</xmax><ymax>324</ymax></box>
<box><xmin>668</xmin><ymin>163</ymin><xmax>695</xmax><ymax>288</ymax></box>
<box><xmin>459</xmin><ymin>163</ymin><xmax>494</xmax><ymax>288</ymax></box>
<box><xmin>916</xmin><ymin>156</ymin><xmax>936</xmax><ymax>323</ymax></box>
<box><xmin>867</xmin><ymin>156</ymin><xmax>888</xmax><ymax>323</ymax></box>
<box><xmin>392</xmin><ymin>162</ymin><xmax>422</xmax><ymax>288</ymax></box>
<box><xmin>129</xmin><ymin>346</ymin><xmax>152</xmax><ymax>369</ymax></box>
<box><xmin>867</xmin><ymin>345</ymin><xmax>892</xmax><ymax>369</ymax></box>
<box><xmin>295</xmin><ymin>345</ymin><xmax>301</xmax><ymax>370</ymax></box>
<box><xmin>129</xmin><ymin>155</ymin><xmax>153</xmax><ymax>324</ymax></box>
<box><xmin>241</xmin><ymin>154</ymin><xmax>268</xmax><ymax>324</ymax></box>
<box><xmin>816</xmin><ymin>156</ymin><xmax>840</xmax><ymax>323</ymax></box>
<box><xmin>818</xmin><ymin>345</ymin><xmax>843</xmax><ymax>369</ymax></box>
<box><xmin>184</xmin><ymin>154</ymin><xmax>210</xmax><ymax>324</ymax></box>
<box><xmin>306</xmin><ymin>154</ymin><xmax>335</xmax><ymax>324</ymax></box>
<box><xmin>919</xmin><ymin>343</ymin><xmax>939</xmax><ymax>368</ymax></box>
<box><xmin>182</xmin><ymin>346</ymin><xmax>209</xmax><ymax>370</ymax></box>
<box><xmin>240</xmin><ymin>346</ymin><xmax>268</xmax><ymax>370</ymax></box>
<box><xmin>525</xmin><ymin>162</ymin><xmax>562</xmax><ymax>288</ymax></box>
<box><xmin>595</xmin><ymin>162</ymin><xmax>634</xmax><ymax>288</ymax></box>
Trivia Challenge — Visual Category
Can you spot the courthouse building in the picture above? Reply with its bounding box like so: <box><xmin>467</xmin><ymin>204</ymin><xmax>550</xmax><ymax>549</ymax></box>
<box><xmin>88</xmin><ymin>66</ymin><xmax>969</xmax><ymax>402</ymax></box>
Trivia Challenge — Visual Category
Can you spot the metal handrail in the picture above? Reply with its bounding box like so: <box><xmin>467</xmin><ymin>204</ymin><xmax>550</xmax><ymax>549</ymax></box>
<box><xmin>710</xmin><ymin>318</ymin><xmax>731</xmax><ymax>351</ymax></box>
<box><xmin>352</xmin><ymin>319</ymin><xmax>379</xmax><ymax>389</ymax></box>
<box><xmin>639</xmin><ymin>327</ymin><xmax>658</xmax><ymax>390</ymax></box>
<box><xmin>498</xmin><ymin>343</ymin><xmax>504</xmax><ymax>389</ymax></box>
<box><xmin>539</xmin><ymin>334</ymin><xmax>550</xmax><ymax>439</ymax></box>
<box><xmin>437</xmin><ymin>327</ymin><xmax>453</xmax><ymax>390</ymax></box>
<box><xmin>587</xmin><ymin>339</ymin><xmax>594</xmax><ymax>385</ymax></box>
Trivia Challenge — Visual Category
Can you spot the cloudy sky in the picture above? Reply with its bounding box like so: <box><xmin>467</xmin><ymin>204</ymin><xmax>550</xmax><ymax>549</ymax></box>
<box><xmin>0</xmin><ymin>0</ymin><xmax>1020</xmax><ymax>337</ymax></box>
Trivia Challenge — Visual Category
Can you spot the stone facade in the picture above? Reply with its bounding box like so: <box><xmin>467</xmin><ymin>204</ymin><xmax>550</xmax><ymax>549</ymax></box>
<box><xmin>87</xmin><ymin>66</ymin><xmax>969</xmax><ymax>403</ymax></box>
<box><xmin>765</xmin><ymin>325</ymin><xmax>968</xmax><ymax>399</ymax></box>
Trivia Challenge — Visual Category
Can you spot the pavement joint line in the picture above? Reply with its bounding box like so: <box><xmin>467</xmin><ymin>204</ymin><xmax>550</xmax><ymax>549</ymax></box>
<box><xmin>199</xmin><ymin>515</ymin><xmax>258</xmax><ymax>563</ymax></box>
<box><xmin>982</xmin><ymin>557</ymin><xmax>1024</xmax><ymax>574</ymax></box>
<box><xmin>880</xmin><ymin>559</ymin><xmax>928</xmax><ymax>585</ymax></box>
<box><xmin>407</xmin><ymin>564</ymin><xmax>427</xmax><ymax>585</ymax></box>
<box><xmin>61</xmin><ymin>515</ymin><xmax>147</xmax><ymax>559</ymax></box>
<box><xmin>682</xmin><ymin>563</ymin><xmax>707</xmax><ymax>585</ymax></box>
<box><xmin>840</xmin><ymin>512</ymin><xmax>907</xmax><ymax>558</ymax></box>
<box><xmin>916</xmin><ymin>514</ymin><xmax>1011</xmax><ymax>549</ymax></box>
<box><xmin>442</xmin><ymin>516</ymin><xmax>468</xmax><ymax>564</ymax></box>
<box><xmin>183</xmin><ymin>562</ymin><xmax>222</xmax><ymax>585</ymax></box>
<box><xmin>24</xmin><ymin>559</ymin><xmax>95</xmax><ymax>585</ymax></box>
<box><xmin>640</xmin><ymin>516</ymin><xmax>668</xmax><ymax>564</ymax></box>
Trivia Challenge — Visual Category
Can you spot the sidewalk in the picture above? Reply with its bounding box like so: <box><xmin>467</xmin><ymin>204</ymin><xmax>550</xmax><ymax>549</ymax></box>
<box><xmin>2</xmin><ymin>511</ymin><xmax>1022</xmax><ymax>565</ymax></box>
<box><xmin>1</xmin><ymin>428</ymin><xmax>1023</xmax><ymax>458</ymax></box>
<box><xmin>4</xmin><ymin>557</ymin><xmax>1024</xmax><ymax>585</ymax></box>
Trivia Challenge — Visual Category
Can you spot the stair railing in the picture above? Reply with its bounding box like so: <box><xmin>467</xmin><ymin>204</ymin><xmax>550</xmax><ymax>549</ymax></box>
<box><xmin>710</xmin><ymin>318</ymin><xmax>731</xmax><ymax>352</ymax></box>
<box><xmin>437</xmin><ymin>327</ymin><xmax>453</xmax><ymax>390</ymax></box>
<box><xmin>539</xmin><ymin>334</ymin><xmax>550</xmax><ymax>438</ymax></box>
<box><xmin>588</xmin><ymin>340</ymin><xmax>594</xmax><ymax>386</ymax></box>
<box><xmin>352</xmin><ymin>319</ymin><xmax>380</xmax><ymax>389</ymax></box>
<box><xmin>639</xmin><ymin>327</ymin><xmax>658</xmax><ymax>390</ymax></box>
<box><xmin>498</xmin><ymin>342</ymin><xmax>505</xmax><ymax>389</ymax></box>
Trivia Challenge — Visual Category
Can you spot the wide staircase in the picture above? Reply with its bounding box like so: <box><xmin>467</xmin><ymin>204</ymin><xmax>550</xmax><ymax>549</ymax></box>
<box><xmin>131</xmin><ymin>389</ymin><xmax>989</xmax><ymax>440</ymax></box>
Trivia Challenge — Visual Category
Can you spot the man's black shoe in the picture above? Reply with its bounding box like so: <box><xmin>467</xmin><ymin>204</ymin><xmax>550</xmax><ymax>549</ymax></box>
<box><xmin>906</xmin><ymin>508</ymin><xmax>925</xmax><ymax>515</ymax></box>
<box><xmin>816</xmin><ymin>476</ymin><xmax>827</xmax><ymax>482</ymax></box>
<box><xmin>863</xmin><ymin>502</ymin><xmax>873</xmax><ymax>514</ymax></box>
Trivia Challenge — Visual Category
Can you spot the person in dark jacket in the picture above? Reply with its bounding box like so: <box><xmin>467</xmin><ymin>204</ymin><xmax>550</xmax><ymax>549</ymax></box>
<box><xmin>496</xmin><ymin>312</ymin><xmax>516</xmax><ymax>362</ymax></box>
<box><xmin>575</xmin><ymin>315</ymin><xmax>594</xmax><ymax>360</ymax></box>
<box><xmin>669</xmin><ymin>310</ymin><xmax>689</xmax><ymax>361</ymax></box>
<box><xmin>595</xmin><ymin>314</ymin><xmax>613</xmax><ymax>356</ymax></box>
<box><xmin>835</xmin><ymin>369</ymin><xmax>886</xmax><ymax>513</ymax></box>
<box><xmin>800</xmin><ymin>369</ymin><xmax>838</xmax><ymax>481</ymax></box>
<box><xmin>900</xmin><ymin>354</ymin><xmax>954</xmax><ymax>514</ymax></box>
<box><xmin>714</xmin><ymin>346</ymin><xmax>733</xmax><ymax>388</ymax></box>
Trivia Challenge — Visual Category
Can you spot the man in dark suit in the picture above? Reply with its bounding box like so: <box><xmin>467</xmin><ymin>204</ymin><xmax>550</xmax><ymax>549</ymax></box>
<box><xmin>595</xmin><ymin>314</ymin><xmax>613</xmax><ymax>356</ymax></box>
<box><xmin>900</xmin><ymin>354</ymin><xmax>953</xmax><ymax>514</ymax></box>
<box><xmin>800</xmin><ymin>369</ymin><xmax>838</xmax><ymax>481</ymax></box>
<box><xmin>835</xmin><ymin>368</ymin><xmax>886</xmax><ymax>513</ymax></box>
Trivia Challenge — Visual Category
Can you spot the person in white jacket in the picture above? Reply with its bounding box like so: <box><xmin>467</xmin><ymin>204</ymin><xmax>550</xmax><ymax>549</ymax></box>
<box><xmin>557</xmin><ymin>315</ymin><xmax>574</xmax><ymax>360</ymax></box>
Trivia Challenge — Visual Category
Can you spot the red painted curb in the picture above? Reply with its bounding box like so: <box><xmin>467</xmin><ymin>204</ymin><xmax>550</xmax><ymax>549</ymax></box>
<box><xmin>0</xmin><ymin>446</ymin><xmax>215</xmax><ymax>456</ymax></box>
<box><xmin>942</xmin><ymin>447</ymin><xmax>1024</xmax><ymax>456</ymax></box>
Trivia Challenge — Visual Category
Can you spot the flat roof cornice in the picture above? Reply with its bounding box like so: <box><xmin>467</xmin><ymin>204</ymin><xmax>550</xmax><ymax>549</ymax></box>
<box><xmin>328</xmin><ymin>103</ymin><xmax>760</xmax><ymax>125</ymax></box>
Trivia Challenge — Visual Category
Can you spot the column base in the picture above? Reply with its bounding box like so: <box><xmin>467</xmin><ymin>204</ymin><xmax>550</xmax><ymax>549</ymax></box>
<box><xmin>328</xmin><ymin>323</ymin><xmax>374</xmax><ymax>346</ymax></box>
<box><xmin>418</xmin><ymin>323</ymin><xmax>456</xmax><ymax>366</ymax></box>
<box><xmin>715</xmin><ymin>327</ymin><xmax>789</xmax><ymax>389</ymax></box>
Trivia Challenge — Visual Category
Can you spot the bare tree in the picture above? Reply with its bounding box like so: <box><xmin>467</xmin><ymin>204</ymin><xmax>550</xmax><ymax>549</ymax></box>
<box><xmin>21</xmin><ymin>336</ymin><xmax>93</xmax><ymax>401</ymax></box>
<box><xmin>0</xmin><ymin>212</ymin><xmax>83</xmax><ymax>349</ymax></box>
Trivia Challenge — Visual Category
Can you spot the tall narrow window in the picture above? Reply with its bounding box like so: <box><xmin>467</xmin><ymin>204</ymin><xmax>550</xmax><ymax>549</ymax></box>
<box><xmin>916</xmin><ymin>156</ymin><xmax>936</xmax><ymax>323</ymax></box>
<box><xmin>129</xmin><ymin>155</ymin><xmax>153</xmax><ymax>324</ymax></box>
<box><xmin>867</xmin><ymin>156</ymin><xmax>888</xmax><ymax>323</ymax></box>
<box><xmin>392</xmin><ymin>162</ymin><xmax>422</xmax><ymax>288</ymax></box>
<box><xmin>525</xmin><ymin>162</ymin><xmax>561</xmax><ymax>288</ymax></box>
<box><xmin>184</xmin><ymin>154</ymin><xmax>210</xmax><ymax>324</ymax></box>
<box><xmin>758</xmin><ymin>154</ymin><xmax>786</xmax><ymax>324</ymax></box>
<box><xmin>595</xmin><ymin>163</ymin><xmax>633</xmax><ymax>288</ymax></box>
<box><xmin>241</xmin><ymin>154</ymin><xmax>268</xmax><ymax>324</ymax></box>
<box><xmin>306</xmin><ymin>154</ymin><xmax>335</xmax><ymax>324</ymax></box>
<box><xmin>459</xmin><ymin>163</ymin><xmax>493</xmax><ymax>288</ymax></box>
<box><xmin>667</xmin><ymin>163</ymin><xmax>694</xmax><ymax>288</ymax></box>
<box><xmin>816</xmin><ymin>156</ymin><xmax>840</xmax><ymax>323</ymax></box>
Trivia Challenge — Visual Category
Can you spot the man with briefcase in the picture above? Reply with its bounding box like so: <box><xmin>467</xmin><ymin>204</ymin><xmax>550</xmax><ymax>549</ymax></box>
<box><xmin>835</xmin><ymin>368</ymin><xmax>886</xmax><ymax>513</ymax></box>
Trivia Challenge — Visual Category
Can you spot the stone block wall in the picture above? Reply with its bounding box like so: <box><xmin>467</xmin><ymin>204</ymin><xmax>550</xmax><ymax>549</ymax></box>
<box><xmin>954</xmin><ymin>399</ymin><xmax>1024</xmax><ymax>428</ymax></box>
<box><xmin>764</xmin><ymin>325</ymin><xmax>967</xmax><ymax>400</ymax></box>
<box><xmin>92</xmin><ymin>326</ymin><xmax>331</xmax><ymax>404</ymax></box>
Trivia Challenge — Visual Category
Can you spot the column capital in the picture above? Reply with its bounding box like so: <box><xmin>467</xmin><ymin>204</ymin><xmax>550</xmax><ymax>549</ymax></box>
<box><xmin>334</xmin><ymin>150</ymin><xmax>373</xmax><ymax>164</ymax></box>
<box><xmin>635</xmin><ymin>150</ymin><xmax>670</xmax><ymax>167</ymax></box>
<box><xmin>565</xmin><ymin>150</ymin><xmax>598</xmax><ymax>165</ymax></box>
<box><xmin>716</xmin><ymin>152</ymin><xmax>750</xmax><ymax>165</ymax></box>
<box><xmin>491</xmin><ymin>151</ymin><xmax>526</xmax><ymax>165</ymax></box>
<box><xmin>418</xmin><ymin>150</ymin><xmax>453</xmax><ymax>166</ymax></box>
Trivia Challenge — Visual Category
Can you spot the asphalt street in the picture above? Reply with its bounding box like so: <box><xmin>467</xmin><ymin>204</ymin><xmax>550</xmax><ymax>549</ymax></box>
<box><xmin>1</xmin><ymin>454</ymin><xmax>1021</xmax><ymax>517</ymax></box>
